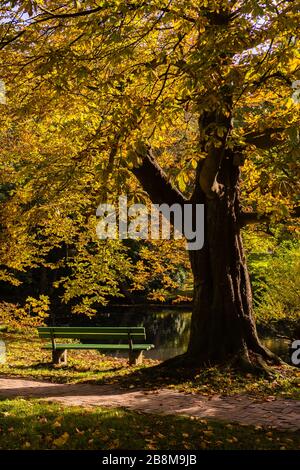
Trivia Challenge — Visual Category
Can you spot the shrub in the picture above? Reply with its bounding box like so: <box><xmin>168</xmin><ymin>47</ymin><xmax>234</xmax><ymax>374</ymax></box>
<box><xmin>253</xmin><ymin>241</ymin><xmax>300</xmax><ymax>332</ymax></box>
<box><xmin>0</xmin><ymin>295</ymin><xmax>49</xmax><ymax>331</ymax></box>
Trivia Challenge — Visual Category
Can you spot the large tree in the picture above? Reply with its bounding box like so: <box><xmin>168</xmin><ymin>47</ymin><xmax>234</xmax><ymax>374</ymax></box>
<box><xmin>0</xmin><ymin>0</ymin><xmax>299</xmax><ymax>369</ymax></box>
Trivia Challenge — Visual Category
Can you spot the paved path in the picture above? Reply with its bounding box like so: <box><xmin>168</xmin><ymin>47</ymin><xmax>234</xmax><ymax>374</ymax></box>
<box><xmin>0</xmin><ymin>376</ymin><xmax>299</xmax><ymax>430</ymax></box>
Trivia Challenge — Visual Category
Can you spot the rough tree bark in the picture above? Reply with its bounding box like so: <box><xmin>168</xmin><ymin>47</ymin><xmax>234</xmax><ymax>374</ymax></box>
<box><xmin>187</xmin><ymin>153</ymin><xmax>280</xmax><ymax>370</ymax></box>
<box><xmin>132</xmin><ymin>145</ymin><xmax>282</xmax><ymax>372</ymax></box>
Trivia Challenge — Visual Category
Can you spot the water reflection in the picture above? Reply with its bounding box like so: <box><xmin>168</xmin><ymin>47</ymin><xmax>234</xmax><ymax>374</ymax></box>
<box><xmin>90</xmin><ymin>309</ymin><xmax>191</xmax><ymax>361</ymax></box>
<box><xmin>89</xmin><ymin>309</ymin><xmax>290</xmax><ymax>362</ymax></box>
<box><xmin>262</xmin><ymin>337</ymin><xmax>290</xmax><ymax>362</ymax></box>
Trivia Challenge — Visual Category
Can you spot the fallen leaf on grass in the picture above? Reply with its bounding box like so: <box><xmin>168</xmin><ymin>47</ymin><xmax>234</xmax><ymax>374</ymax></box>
<box><xmin>75</xmin><ymin>428</ymin><xmax>84</xmax><ymax>435</ymax></box>
<box><xmin>107</xmin><ymin>439</ymin><xmax>120</xmax><ymax>449</ymax></box>
<box><xmin>53</xmin><ymin>432</ymin><xmax>69</xmax><ymax>447</ymax></box>
<box><xmin>145</xmin><ymin>441</ymin><xmax>156</xmax><ymax>450</ymax></box>
<box><xmin>226</xmin><ymin>437</ymin><xmax>238</xmax><ymax>444</ymax></box>
<box><xmin>52</xmin><ymin>421</ymin><xmax>61</xmax><ymax>428</ymax></box>
<box><xmin>140</xmin><ymin>429</ymin><xmax>151</xmax><ymax>436</ymax></box>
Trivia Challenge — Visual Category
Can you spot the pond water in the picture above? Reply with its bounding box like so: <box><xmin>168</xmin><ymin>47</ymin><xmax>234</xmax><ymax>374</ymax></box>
<box><xmin>88</xmin><ymin>308</ymin><xmax>291</xmax><ymax>363</ymax></box>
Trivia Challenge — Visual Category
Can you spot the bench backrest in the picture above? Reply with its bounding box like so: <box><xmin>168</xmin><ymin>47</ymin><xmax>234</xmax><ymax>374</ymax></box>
<box><xmin>37</xmin><ymin>326</ymin><xmax>146</xmax><ymax>342</ymax></box>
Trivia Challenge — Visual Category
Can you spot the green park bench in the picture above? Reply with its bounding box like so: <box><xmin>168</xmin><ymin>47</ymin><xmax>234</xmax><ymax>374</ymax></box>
<box><xmin>37</xmin><ymin>326</ymin><xmax>154</xmax><ymax>366</ymax></box>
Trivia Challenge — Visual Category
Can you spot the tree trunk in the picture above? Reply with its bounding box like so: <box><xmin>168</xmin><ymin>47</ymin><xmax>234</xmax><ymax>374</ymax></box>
<box><xmin>132</xmin><ymin>148</ymin><xmax>281</xmax><ymax>371</ymax></box>
<box><xmin>185</xmin><ymin>156</ymin><xmax>280</xmax><ymax>369</ymax></box>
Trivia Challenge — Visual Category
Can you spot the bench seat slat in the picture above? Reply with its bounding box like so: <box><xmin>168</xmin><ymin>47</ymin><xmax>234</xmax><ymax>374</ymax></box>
<box><xmin>38</xmin><ymin>332</ymin><xmax>146</xmax><ymax>340</ymax></box>
<box><xmin>38</xmin><ymin>327</ymin><xmax>145</xmax><ymax>333</ymax></box>
<box><xmin>42</xmin><ymin>343</ymin><xmax>155</xmax><ymax>351</ymax></box>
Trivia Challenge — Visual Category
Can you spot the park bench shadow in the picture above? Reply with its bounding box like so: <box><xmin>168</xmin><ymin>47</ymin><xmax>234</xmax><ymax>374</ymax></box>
<box><xmin>0</xmin><ymin>363</ymin><xmax>204</xmax><ymax>405</ymax></box>
<box><xmin>11</xmin><ymin>362</ymin><xmax>124</xmax><ymax>374</ymax></box>
<box><xmin>0</xmin><ymin>374</ymin><xmax>227</xmax><ymax>420</ymax></box>
<box><xmin>0</xmin><ymin>376</ymin><xmax>140</xmax><ymax>399</ymax></box>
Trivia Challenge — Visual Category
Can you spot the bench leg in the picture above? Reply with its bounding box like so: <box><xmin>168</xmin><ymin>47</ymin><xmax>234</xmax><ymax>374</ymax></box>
<box><xmin>52</xmin><ymin>349</ymin><xmax>67</xmax><ymax>365</ymax></box>
<box><xmin>129</xmin><ymin>350</ymin><xmax>143</xmax><ymax>366</ymax></box>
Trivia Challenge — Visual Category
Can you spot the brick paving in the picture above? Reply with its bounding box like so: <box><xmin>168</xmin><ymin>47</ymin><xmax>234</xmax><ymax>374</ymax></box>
<box><xmin>0</xmin><ymin>376</ymin><xmax>299</xmax><ymax>430</ymax></box>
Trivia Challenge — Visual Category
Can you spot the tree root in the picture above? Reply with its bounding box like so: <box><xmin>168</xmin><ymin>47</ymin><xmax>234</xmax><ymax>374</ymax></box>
<box><xmin>157</xmin><ymin>352</ymin><xmax>195</xmax><ymax>369</ymax></box>
<box><xmin>232</xmin><ymin>351</ymin><xmax>277</xmax><ymax>377</ymax></box>
<box><xmin>254</xmin><ymin>342</ymin><xmax>284</xmax><ymax>365</ymax></box>
<box><xmin>158</xmin><ymin>344</ymin><xmax>286</xmax><ymax>378</ymax></box>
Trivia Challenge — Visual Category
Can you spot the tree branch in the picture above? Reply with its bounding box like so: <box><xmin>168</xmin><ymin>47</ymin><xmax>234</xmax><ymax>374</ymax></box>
<box><xmin>35</xmin><ymin>2</ymin><xmax>149</xmax><ymax>23</ymax></box>
<box><xmin>253</xmin><ymin>71</ymin><xmax>293</xmax><ymax>89</ymax></box>
<box><xmin>159</xmin><ymin>7</ymin><xmax>196</xmax><ymax>23</ymax></box>
<box><xmin>199</xmin><ymin>147</ymin><xmax>224</xmax><ymax>198</ymax></box>
<box><xmin>240</xmin><ymin>206</ymin><xmax>300</xmax><ymax>227</ymax></box>
<box><xmin>0</xmin><ymin>30</ymin><xmax>25</xmax><ymax>50</ymax></box>
<box><xmin>240</xmin><ymin>212</ymin><xmax>269</xmax><ymax>226</ymax></box>
<box><xmin>244</xmin><ymin>128</ymin><xmax>285</xmax><ymax>149</ymax></box>
<box><xmin>198</xmin><ymin>106</ymin><xmax>232</xmax><ymax>198</ymax></box>
<box><xmin>291</xmin><ymin>206</ymin><xmax>300</xmax><ymax>218</ymax></box>
<box><xmin>35</xmin><ymin>5</ymin><xmax>105</xmax><ymax>22</ymax></box>
<box><xmin>132</xmin><ymin>146</ymin><xmax>186</xmax><ymax>207</ymax></box>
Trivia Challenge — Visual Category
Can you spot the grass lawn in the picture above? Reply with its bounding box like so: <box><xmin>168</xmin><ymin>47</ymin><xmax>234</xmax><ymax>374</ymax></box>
<box><xmin>0</xmin><ymin>331</ymin><xmax>299</xmax><ymax>399</ymax></box>
<box><xmin>0</xmin><ymin>398</ymin><xmax>299</xmax><ymax>450</ymax></box>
